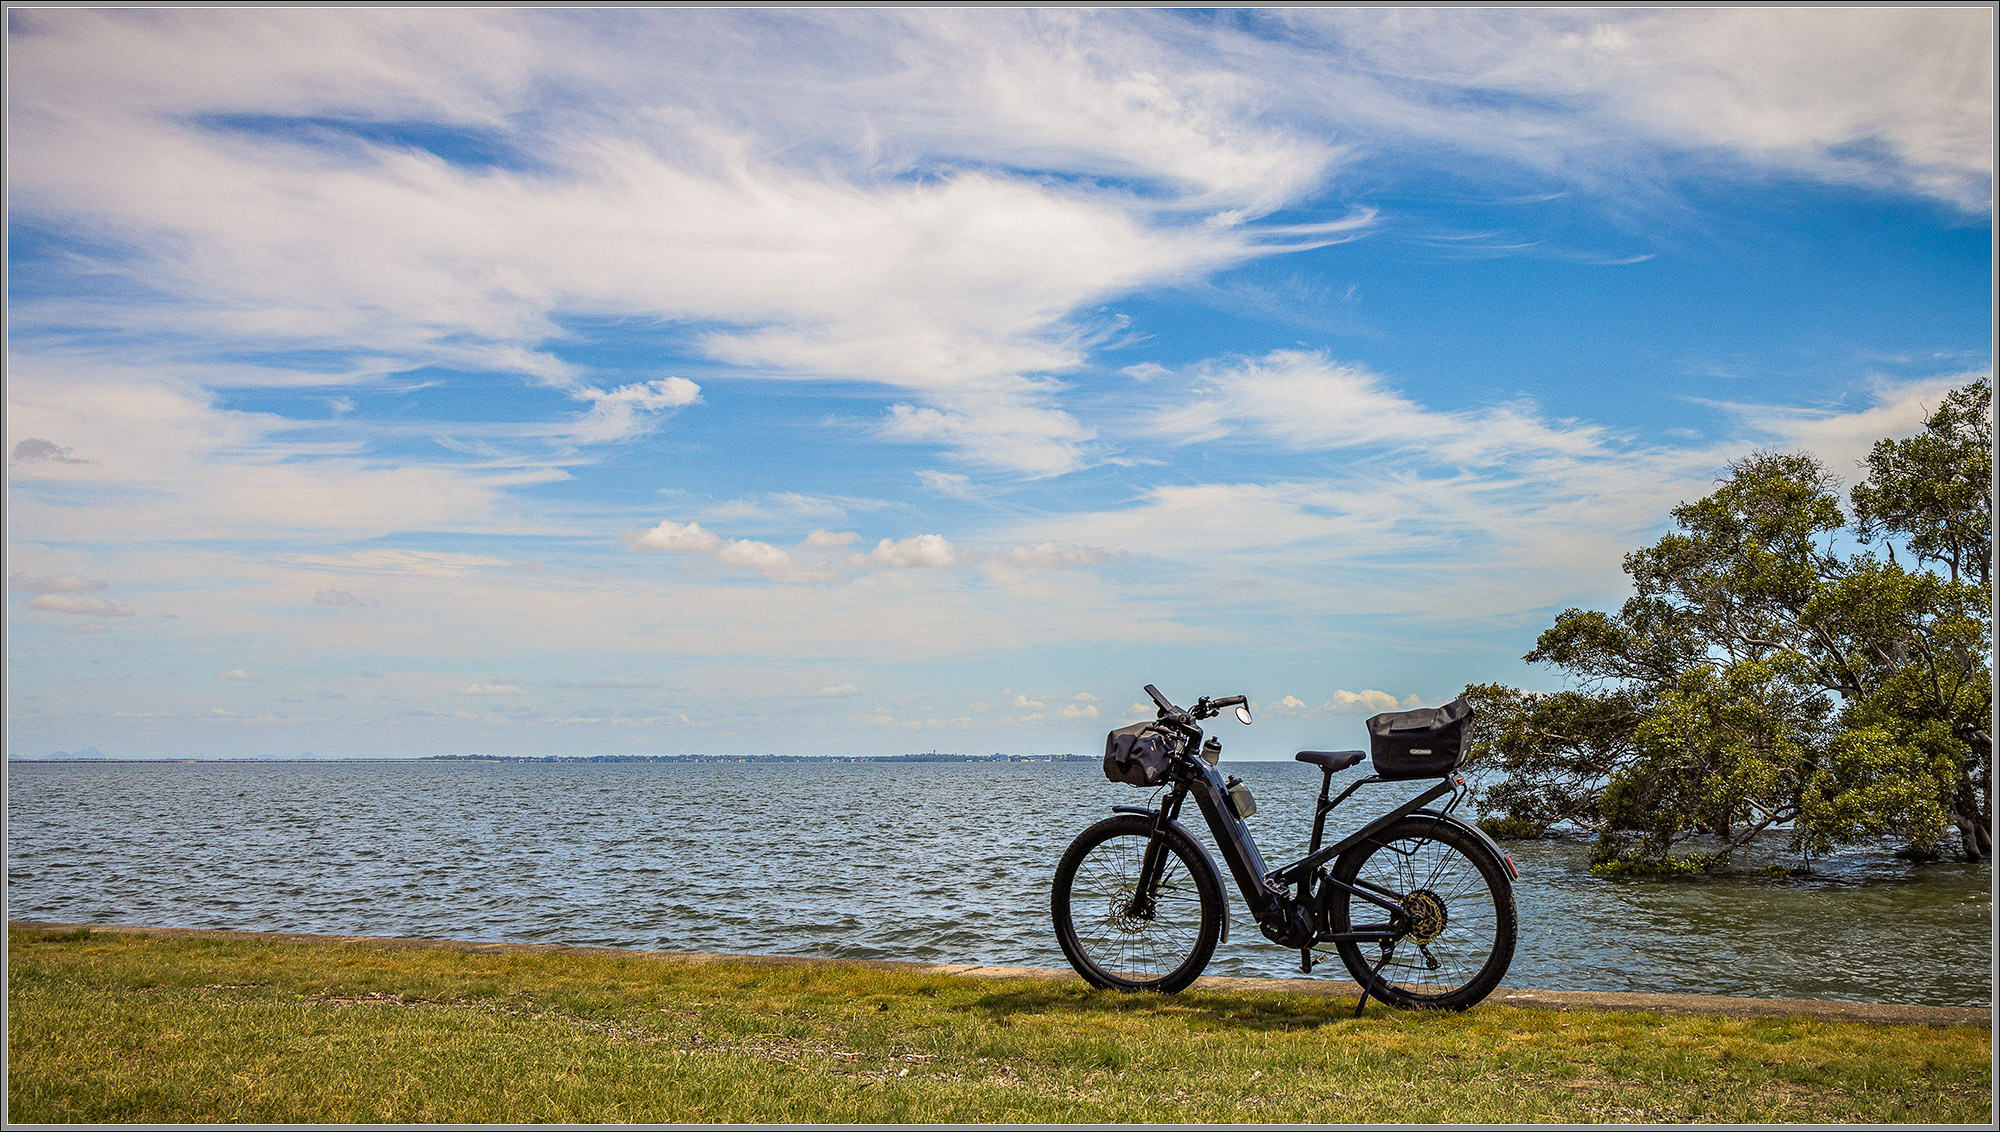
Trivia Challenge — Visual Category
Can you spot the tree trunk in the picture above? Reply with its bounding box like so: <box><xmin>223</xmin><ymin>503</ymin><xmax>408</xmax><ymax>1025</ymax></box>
<box><xmin>1951</xmin><ymin>775</ymin><xmax>1990</xmax><ymax>862</ymax></box>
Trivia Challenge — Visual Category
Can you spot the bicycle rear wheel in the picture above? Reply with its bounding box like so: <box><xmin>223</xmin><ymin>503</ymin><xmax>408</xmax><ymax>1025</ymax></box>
<box><xmin>1052</xmin><ymin>814</ymin><xmax>1223</xmax><ymax>992</ymax></box>
<box><xmin>1325</xmin><ymin>815</ymin><xmax>1515</xmax><ymax>1010</ymax></box>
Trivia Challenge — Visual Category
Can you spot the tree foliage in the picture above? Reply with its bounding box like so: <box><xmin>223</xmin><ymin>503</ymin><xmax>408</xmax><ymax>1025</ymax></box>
<box><xmin>1467</xmin><ymin>378</ymin><xmax>1992</xmax><ymax>869</ymax></box>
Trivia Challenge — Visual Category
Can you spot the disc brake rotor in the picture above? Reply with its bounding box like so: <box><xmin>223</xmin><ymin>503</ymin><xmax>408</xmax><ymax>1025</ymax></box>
<box><xmin>1108</xmin><ymin>887</ymin><xmax>1151</xmax><ymax>933</ymax></box>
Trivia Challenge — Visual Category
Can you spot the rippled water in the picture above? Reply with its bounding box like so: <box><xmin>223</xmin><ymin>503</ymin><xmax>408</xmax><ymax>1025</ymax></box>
<box><xmin>6</xmin><ymin>759</ymin><xmax>1990</xmax><ymax>1006</ymax></box>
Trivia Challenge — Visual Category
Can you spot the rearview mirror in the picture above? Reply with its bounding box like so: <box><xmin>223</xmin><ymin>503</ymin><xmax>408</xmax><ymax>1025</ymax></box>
<box><xmin>1235</xmin><ymin>704</ymin><xmax>1253</xmax><ymax>725</ymax></box>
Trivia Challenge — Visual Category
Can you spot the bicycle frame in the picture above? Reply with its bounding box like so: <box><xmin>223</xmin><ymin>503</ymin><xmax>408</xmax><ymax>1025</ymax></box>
<box><xmin>1060</xmin><ymin>685</ymin><xmax>1518</xmax><ymax>1011</ymax></box>
<box><xmin>1125</xmin><ymin>721</ymin><xmax>1481</xmax><ymax>950</ymax></box>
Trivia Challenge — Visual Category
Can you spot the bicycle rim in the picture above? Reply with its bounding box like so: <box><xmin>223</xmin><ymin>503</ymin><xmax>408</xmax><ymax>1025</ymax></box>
<box><xmin>1330</xmin><ymin>818</ymin><xmax>1514</xmax><ymax>1009</ymax></box>
<box><xmin>1055</xmin><ymin>818</ymin><xmax>1219</xmax><ymax>991</ymax></box>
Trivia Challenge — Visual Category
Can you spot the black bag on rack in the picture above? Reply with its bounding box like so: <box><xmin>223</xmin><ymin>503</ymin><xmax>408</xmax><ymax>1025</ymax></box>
<box><xmin>1103</xmin><ymin>722</ymin><xmax>1175</xmax><ymax>787</ymax></box>
<box><xmin>1364</xmin><ymin>696</ymin><xmax>1474</xmax><ymax>780</ymax></box>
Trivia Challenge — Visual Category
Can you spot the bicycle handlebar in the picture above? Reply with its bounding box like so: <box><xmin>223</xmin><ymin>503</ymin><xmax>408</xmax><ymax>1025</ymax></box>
<box><xmin>1146</xmin><ymin>685</ymin><xmax>1249</xmax><ymax>724</ymax></box>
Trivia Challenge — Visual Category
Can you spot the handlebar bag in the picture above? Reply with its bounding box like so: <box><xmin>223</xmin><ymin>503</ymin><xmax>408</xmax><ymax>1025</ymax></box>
<box><xmin>1103</xmin><ymin>722</ymin><xmax>1174</xmax><ymax>787</ymax></box>
<box><xmin>1365</xmin><ymin>696</ymin><xmax>1474</xmax><ymax>780</ymax></box>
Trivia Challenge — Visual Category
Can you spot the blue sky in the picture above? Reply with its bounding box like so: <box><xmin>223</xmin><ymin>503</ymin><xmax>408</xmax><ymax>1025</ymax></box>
<box><xmin>6</xmin><ymin>8</ymin><xmax>1992</xmax><ymax>759</ymax></box>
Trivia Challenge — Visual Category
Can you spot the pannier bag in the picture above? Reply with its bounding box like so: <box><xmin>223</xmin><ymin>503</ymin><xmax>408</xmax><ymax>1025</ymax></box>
<box><xmin>1364</xmin><ymin>696</ymin><xmax>1474</xmax><ymax>780</ymax></box>
<box><xmin>1103</xmin><ymin>721</ymin><xmax>1175</xmax><ymax>787</ymax></box>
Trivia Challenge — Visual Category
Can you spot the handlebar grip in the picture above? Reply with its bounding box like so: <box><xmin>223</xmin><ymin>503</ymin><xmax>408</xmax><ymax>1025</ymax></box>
<box><xmin>1213</xmin><ymin>695</ymin><xmax>1247</xmax><ymax>708</ymax></box>
<box><xmin>1144</xmin><ymin>684</ymin><xmax>1175</xmax><ymax>712</ymax></box>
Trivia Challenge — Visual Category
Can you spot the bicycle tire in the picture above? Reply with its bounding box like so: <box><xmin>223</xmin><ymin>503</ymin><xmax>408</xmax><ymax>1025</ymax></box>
<box><xmin>1325</xmin><ymin>814</ymin><xmax>1516</xmax><ymax>1010</ymax></box>
<box><xmin>1052</xmin><ymin>814</ymin><xmax>1224</xmax><ymax>993</ymax></box>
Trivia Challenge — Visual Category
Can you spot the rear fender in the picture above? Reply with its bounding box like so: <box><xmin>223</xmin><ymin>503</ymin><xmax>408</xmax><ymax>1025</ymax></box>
<box><xmin>1411</xmin><ymin>808</ymin><xmax>1520</xmax><ymax>879</ymax></box>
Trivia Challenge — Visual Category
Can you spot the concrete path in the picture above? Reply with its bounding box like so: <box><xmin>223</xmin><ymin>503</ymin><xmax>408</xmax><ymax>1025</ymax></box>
<box><xmin>11</xmin><ymin>920</ymin><xmax>1988</xmax><ymax>1029</ymax></box>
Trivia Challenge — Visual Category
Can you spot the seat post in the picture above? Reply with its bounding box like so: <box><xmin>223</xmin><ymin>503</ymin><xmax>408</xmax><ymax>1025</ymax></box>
<box><xmin>1310</xmin><ymin>769</ymin><xmax>1335</xmax><ymax>853</ymax></box>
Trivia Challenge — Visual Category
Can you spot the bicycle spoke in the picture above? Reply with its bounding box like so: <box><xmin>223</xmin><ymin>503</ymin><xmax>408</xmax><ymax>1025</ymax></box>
<box><xmin>1057</xmin><ymin>822</ymin><xmax>1220</xmax><ymax>986</ymax></box>
<box><xmin>1331</xmin><ymin>820</ymin><xmax>1514</xmax><ymax>1006</ymax></box>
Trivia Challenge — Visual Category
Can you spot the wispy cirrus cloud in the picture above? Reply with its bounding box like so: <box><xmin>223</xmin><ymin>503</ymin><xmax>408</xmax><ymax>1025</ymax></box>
<box><xmin>4</xmin><ymin>10</ymin><xmax>1338</xmax><ymax>478</ymax></box>
<box><xmin>8</xmin><ymin>7</ymin><xmax>1983</xmax><ymax>495</ymax></box>
<box><xmin>1033</xmin><ymin>358</ymin><xmax>1974</xmax><ymax>617</ymax></box>
<box><xmin>1144</xmin><ymin>348</ymin><xmax>1623</xmax><ymax>464</ymax></box>
<box><xmin>1261</xmin><ymin>7</ymin><xmax>1993</xmax><ymax>210</ymax></box>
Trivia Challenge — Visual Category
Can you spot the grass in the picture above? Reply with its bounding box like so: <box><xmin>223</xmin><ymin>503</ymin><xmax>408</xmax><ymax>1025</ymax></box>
<box><xmin>7</xmin><ymin>926</ymin><xmax>1991</xmax><ymax>1124</ymax></box>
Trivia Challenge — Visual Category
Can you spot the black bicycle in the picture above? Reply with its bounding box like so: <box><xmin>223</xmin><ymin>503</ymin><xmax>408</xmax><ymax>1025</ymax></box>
<box><xmin>1051</xmin><ymin>684</ymin><xmax>1518</xmax><ymax>1012</ymax></box>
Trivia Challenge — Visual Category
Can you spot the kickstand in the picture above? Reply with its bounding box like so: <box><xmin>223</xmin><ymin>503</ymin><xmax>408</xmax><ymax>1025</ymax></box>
<box><xmin>1353</xmin><ymin>943</ymin><xmax>1396</xmax><ymax>1018</ymax></box>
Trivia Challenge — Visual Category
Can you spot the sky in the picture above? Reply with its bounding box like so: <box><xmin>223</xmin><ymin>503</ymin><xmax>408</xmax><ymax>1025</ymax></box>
<box><xmin>5</xmin><ymin>8</ymin><xmax>1993</xmax><ymax>760</ymax></box>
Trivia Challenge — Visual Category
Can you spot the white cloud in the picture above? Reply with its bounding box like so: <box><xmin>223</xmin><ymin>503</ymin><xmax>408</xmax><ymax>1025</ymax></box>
<box><xmin>10</xmin><ymin>573</ymin><xmax>108</xmax><ymax>594</ymax></box>
<box><xmin>28</xmin><ymin>593</ymin><xmax>135</xmax><ymax>617</ymax></box>
<box><xmin>217</xmin><ymin>669</ymin><xmax>261</xmax><ymax>681</ymax></box>
<box><xmin>879</xmin><ymin>394</ymin><xmax>1100</xmax><ymax>480</ymax></box>
<box><xmin>1146</xmin><ymin>349</ymin><xmax>1619</xmax><ymax>464</ymax></box>
<box><xmin>1709</xmin><ymin>371</ymin><xmax>1988</xmax><ymax>483</ymax></box>
<box><xmin>550</xmin><ymin>676</ymin><xmax>656</xmax><ymax>689</ymax></box>
<box><xmin>1072</xmin><ymin>692</ymin><xmax>1099</xmax><ymax>702</ymax></box>
<box><xmin>625</xmin><ymin>520</ymin><xmax>830</xmax><ymax>582</ymax></box>
<box><xmin>282</xmin><ymin>550</ymin><xmax>513</xmax><ymax>577</ymax></box>
<box><xmin>454</xmin><ymin>682</ymin><xmax>526</xmax><ymax>696</ymax></box>
<box><xmin>1013</xmin><ymin>694</ymin><xmax>1046</xmax><ymax>711</ymax></box>
<box><xmin>626</xmin><ymin>520</ymin><xmax>723</xmax><ymax>554</ymax></box>
<box><xmin>566</xmin><ymin>377</ymin><xmax>701</xmax><ymax>443</ymax></box>
<box><xmin>1003</xmin><ymin>542</ymin><xmax>1109</xmax><ymax>569</ymax></box>
<box><xmin>804</xmin><ymin>529</ymin><xmax>860</xmax><ymax>549</ymax></box>
<box><xmin>703</xmin><ymin>494</ymin><xmax>871</xmax><ymax>525</ymax></box>
<box><xmin>714</xmin><ymin>539</ymin><xmax>799</xmax><ymax>574</ymax></box>
<box><xmin>1268</xmin><ymin>694</ymin><xmax>1312</xmax><ymax>717</ymax></box>
<box><xmin>313</xmin><ymin>589</ymin><xmax>379</xmax><ymax>609</ymax></box>
<box><xmin>6</xmin><ymin>361</ymin><xmax>550</xmax><ymax>542</ymax></box>
<box><xmin>4</xmin><ymin>8</ymin><xmax>1979</xmax><ymax>507</ymax></box>
<box><xmin>916</xmin><ymin>470</ymin><xmax>974</xmax><ymax>497</ymax></box>
<box><xmin>1266</xmin><ymin>8</ymin><xmax>1993</xmax><ymax>209</ymax></box>
<box><xmin>865</xmin><ymin>534</ymin><xmax>964</xmax><ymax>569</ymax></box>
<box><xmin>2</xmin><ymin>10</ymin><xmax>1354</xmax><ymax>478</ymax></box>
<box><xmin>813</xmin><ymin>683</ymin><xmax>860</xmax><ymax>698</ymax></box>
<box><xmin>1323</xmin><ymin>689</ymin><xmax>1421</xmax><ymax>713</ymax></box>
<box><xmin>855</xmin><ymin>706</ymin><xmax>921</xmax><ymax>730</ymax></box>
<box><xmin>1058</xmin><ymin>702</ymin><xmax>1099</xmax><ymax>719</ymax></box>
<box><xmin>1041</xmin><ymin>361</ymin><xmax>1978</xmax><ymax>620</ymax></box>
<box><xmin>11</xmin><ymin>438</ymin><xmax>97</xmax><ymax>465</ymax></box>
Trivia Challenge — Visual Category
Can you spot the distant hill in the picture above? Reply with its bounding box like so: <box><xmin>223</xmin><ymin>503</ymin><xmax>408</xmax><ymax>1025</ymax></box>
<box><xmin>30</xmin><ymin>747</ymin><xmax>108</xmax><ymax>760</ymax></box>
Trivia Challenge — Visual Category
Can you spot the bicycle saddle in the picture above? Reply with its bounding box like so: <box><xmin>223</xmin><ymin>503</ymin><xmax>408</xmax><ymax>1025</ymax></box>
<box><xmin>1295</xmin><ymin>749</ymin><xmax>1365</xmax><ymax>771</ymax></box>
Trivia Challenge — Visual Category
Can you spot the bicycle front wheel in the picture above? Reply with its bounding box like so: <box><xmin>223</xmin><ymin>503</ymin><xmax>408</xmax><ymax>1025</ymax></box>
<box><xmin>1052</xmin><ymin>814</ymin><xmax>1223</xmax><ymax>993</ymax></box>
<box><xmin>1326</xmin><ymin>815</ymin><xmax>1516</xmax><ymax>1010</ymax></box>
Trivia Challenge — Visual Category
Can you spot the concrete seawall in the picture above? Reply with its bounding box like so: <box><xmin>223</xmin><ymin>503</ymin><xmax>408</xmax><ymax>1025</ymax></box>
<box><xmin>10</xmin><ymin>920</ymin><xmax>1989</xmax><ymax>1029</ymax></box>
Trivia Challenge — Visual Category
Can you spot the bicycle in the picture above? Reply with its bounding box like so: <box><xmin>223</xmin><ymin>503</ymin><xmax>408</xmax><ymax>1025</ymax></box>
<box><xmin>1051</xmin><ymin>684</ymin><xmax>1518</xmax><ymax>1013</ymax></box>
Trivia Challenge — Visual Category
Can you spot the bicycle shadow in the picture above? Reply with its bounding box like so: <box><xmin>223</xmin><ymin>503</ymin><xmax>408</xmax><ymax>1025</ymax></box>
<box><xmin>953</xmin><ymin>983</ymin><xmax>1360</xmax><ymax>1033</ymax></box>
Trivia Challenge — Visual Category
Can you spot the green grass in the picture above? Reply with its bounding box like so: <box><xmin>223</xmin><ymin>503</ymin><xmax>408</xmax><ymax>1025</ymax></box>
<box><xmin>7</xmin><ymin>926</ymin><xmax>1991</xmax><ymax>1124</ymax></box>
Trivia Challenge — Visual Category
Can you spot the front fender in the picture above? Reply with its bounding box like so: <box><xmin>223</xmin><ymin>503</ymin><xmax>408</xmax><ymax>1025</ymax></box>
<box><xmin>1109</xmin><ymin>804</ymin><xmax>1231</xmax><ymax>941</ymax></box>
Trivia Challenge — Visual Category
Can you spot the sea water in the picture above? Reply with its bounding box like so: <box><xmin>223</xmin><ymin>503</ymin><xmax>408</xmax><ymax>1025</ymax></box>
<box><xmin>6</xmin><ymin>758</ymin><xmax>1990</xmax><ymax>1007</ymax></box>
